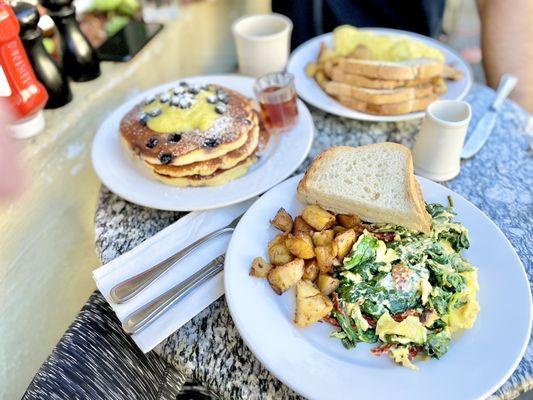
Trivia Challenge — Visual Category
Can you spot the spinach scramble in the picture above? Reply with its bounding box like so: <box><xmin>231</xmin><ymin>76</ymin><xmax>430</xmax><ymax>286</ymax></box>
<box><xmin>329</xmin><ymin>200</ymin><xmax>480</xmax><ymax>370</ymax></box>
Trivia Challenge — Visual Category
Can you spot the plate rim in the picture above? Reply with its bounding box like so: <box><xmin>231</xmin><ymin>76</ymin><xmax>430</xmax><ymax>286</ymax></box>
<box><xmin>224</xmin><ymin>173</ymin><xmax>532</xmax><ymax>400</ymax></box>
<box><xmin>91</xmin><ymin>74</ymin><xmax>314</xmax><ymax>211</ymax></box>
<box><xmin>287</xmin><ymin>28</ymin><xmax>474</xmax><ymax>122</ymax></box>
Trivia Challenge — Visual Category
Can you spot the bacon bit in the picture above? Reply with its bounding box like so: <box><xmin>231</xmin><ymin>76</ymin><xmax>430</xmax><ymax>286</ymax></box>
<box><xmin>371</xmin><ymin>343</ymin><xmax>393</xmax><ymax>356</ymax></box>
<box><xmin>331</xmin><ymin>292</ymin><xmax>341</xmax><ymax>313</ymax></box>
<box><xmin>323</xmin><ymin>315</ymin><xmax>340</xmax><ymax>327</ymax></box>
<box><xmin>372</xmin><ymin>232</ymin><xmax>396</xmax><ymax>242</ymax></box>
<box><xmin>362</xmin><ymin>313</ymin><xmax>377</xmax><ymax>328</ymax></box>
<box><xmin>392</xmin><ymin>309</ymin><xmax>420</xmax><ymax>322</ymax></box>
<box><xmin>408</xmin><ymin>346</ymin><xmax>424</xmax><ymax>361</ymax></box>
<box><xmin>391</xmin><ymin>263</ymin><xmax>412</xmax><ymax>291</ymax></box>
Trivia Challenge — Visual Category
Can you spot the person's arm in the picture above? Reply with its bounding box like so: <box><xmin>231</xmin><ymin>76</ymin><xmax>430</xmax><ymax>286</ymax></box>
<box><xmin>477</xmin><ymin>0</ymin><xmax>533</xmax><ymax>112</ymax></box>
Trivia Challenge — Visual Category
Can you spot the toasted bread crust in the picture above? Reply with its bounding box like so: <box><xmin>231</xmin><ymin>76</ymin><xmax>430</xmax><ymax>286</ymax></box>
<box><xmin>335</xmin><ymin>95</ymin><xmax>438</xmax><ymax>115</ymax></box>
<box><xmin>328</xmin><ymin>65</ymin><xmax>435</xmax><ymax>90</ymax></box>
<box><xmin>339</xmin><ymin>58</ymin><xmax>444</xmax><ymax>81</ymax></box>
<box><xmin>325</xmin><ymin>81</ymin><xmax>437</xmax><ymax>105</ymax></box>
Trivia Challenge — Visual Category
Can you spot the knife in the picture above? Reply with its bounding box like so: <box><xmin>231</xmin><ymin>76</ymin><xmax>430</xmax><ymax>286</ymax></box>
<box><xmin>122</xmin><ymin>254</ymin><xmax>225</xmax><ymax>335</ymax></box>
<box><xmin>461</xmin><ymin>74</ymin><xmax>517</xmax><ymax>159</ymax></box>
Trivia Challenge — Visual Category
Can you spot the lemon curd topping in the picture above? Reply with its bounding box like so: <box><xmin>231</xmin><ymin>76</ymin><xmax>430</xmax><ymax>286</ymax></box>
<box><xmin>143</xmin><ymin>89</ymin><xmax>222</xmax><ymax>133</ymax></box>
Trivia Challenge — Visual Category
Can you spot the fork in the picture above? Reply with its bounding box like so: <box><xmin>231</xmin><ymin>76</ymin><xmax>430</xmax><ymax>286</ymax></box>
<box><xmin>109</xmin><ymin>215</ymin><xmax>242</xmax><ymax>303</ymax></box>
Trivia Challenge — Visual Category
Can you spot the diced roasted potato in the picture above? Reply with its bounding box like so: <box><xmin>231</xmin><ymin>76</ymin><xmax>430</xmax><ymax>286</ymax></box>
<box><xmin>270</xmin><ymin>208</ymin><xmax>293</xmax><ymax>233</ymax></box>
<box><xmin>337</xmin><ymin>214</ymin><xmax>362</xmax><ymax>229</ymax></box>
<box><xmin>312</xmin><ymin>229</ymin><xmax>334</xmax><ymax>247</ymax></box>
<box><xmin>268</xmin><ymin>233</ymin><xmax>288</xmax><ymax>248</ymax></box>
<box><xmin>268</xmin><ymin>259</ymin><xmax>304</xmax><ymax>295</ymax></box>
<box><xmin>334</xmin><ymin>229</ymin><xmax>357</xmax><ymax>260</ymax></box>
<box><xmin>301</xmin><ymin>205</ymin><xmax>336</xmax><ymax>231</ymax></box>
<box><xmin>330</xmin><ymin>240</ymin><xmax>338</xmax><ymax>258</ymax></box>
<box><xmin>249</xmin><ymin>257</ymin><xmax>273</xmax><ymax>278</ymax></box>
<box><xmin>333</xmin><ymin>225</ymin><xmax>347</xmax><ymax>235</ymax></box>
<box><xmin>294</xmin><ymin>280</ymin><xmax>333</xmax><ymax>328</ymax></box>
<box><xmin>315</xmin><ymin>245</ymin><xmax>335</xmax><ymax>273</ymax></box>
<box><xmin>268</xmin><ymin>243</ymin><xmax>294</xmax><ymax>266</ymax></box>
<box><xmin>317</xmin><ymin>274</ymin><xmax>340</xmax><ymax>296</ymax></box>
<box><xmin>285</xmin><ymin>234</ymin><xmax>315</xmax><ymax>259</ymax></box>
<box><xmin>293</xmin><ymin>216</ymin><xmax>315</xmax><ymax>236</ymax></box>
<box><xmin>303</xmin><ymin>258</ymin><xmax>319</xmax><ymax>282</ymax></box>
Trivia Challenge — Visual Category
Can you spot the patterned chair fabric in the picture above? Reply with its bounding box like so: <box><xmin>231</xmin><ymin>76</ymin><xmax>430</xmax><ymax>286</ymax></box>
<box><xmin>23</xmin><ymin>291</ymin><xmax>185</xmax><ymax>400</ymax></box>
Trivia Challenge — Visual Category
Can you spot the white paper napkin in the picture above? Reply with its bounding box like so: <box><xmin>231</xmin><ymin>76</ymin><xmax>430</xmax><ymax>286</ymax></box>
<box><xmin>92</xmin><ymin>199</ymin><xmax>256</xmax><ymax>352</ymax></box>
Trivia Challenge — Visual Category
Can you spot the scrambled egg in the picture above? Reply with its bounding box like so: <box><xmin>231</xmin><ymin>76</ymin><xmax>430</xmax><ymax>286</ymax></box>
<box><xmin>333</xmin><ymin>25</ymin><xmax>445</xmax><ymax>62</ymax></box>
<box><xmin>376</xmin><ymin>312</ymin><xmax>427</xmax><ymax>345</ymax></box>
<box><xmin>448</xmin><ymin>270</ymin><xmax>480</xmax><ymax>333</ymax></box>
<box><xmin>390</xmin><ymin>347</ymin><xmax>418</xmax><ymax>371</ymax></box>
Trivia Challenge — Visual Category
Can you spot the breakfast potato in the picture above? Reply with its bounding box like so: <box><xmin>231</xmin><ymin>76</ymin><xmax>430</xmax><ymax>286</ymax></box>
<box><xmin>249</xmin><ymin>257</ymin><xmax>273</xmax><ymax>278</ymax></box>
<box><xmin>294</xmin><ymin>280</ymin><xmax>333</xmax><ymax>328</ymax></box>
<box><xmin>285</xmin><ymin>234</ymin><xmax>315</xmax><ymax>259</ymax></box>
<box><xmin>268</xmin><ymin>235</ymin><xmax>294</xmax><ymax>266</ymax></box>
<box><xmin>303</xmin><ymin>258</ymin><xmax>319</xmax><ymax>282</ymax></box>
<box><xmin>333</xmin><ymin>225</ymin><xmax>347</xmax><ymax>235</ymax></box>
<box><xmin>293</xmin><ymin>216</ymin><xmax>315</xmax><ymax>236</ymax></box>
<box><xmin>315</xmin><ymin>245</ymin><xmax>335</xmax><ymax>273</ymax></box>
<box><xmin>301</xmin><ymin>205</ymin><xmax>336</xmax><ymax>231</ymax></box>
<box><xmin>268</xmin><ymin>258</ymin><xmax>304</xmax><ymax>295</ymax></box>
<box><xmin>270</xmin><ymin>208</ymin><xmax>293</xmax><ymax>233</ymax></box>
<box><xmin>337</xmin><ymin>214</ymin><xmax>362</xmax><ymax>229</ymax></box>
<box><xmin>268</xmin><ymin>233</ymin><xmax>288</xmax><ymax>247</ymax></box>
<box><xmin>312</xmin><ymin>229</ymin><xmax>334</xmax><ymax>247</ymax></box>
<box><xmin>317</xmin><ymin>274</ymin><xmax>340</xmax><ymax>296</ymax></box>
<box><xmin>334</xmin><ymin>229</ymin><xmax>357</xmax><ymax>260</ymax></box>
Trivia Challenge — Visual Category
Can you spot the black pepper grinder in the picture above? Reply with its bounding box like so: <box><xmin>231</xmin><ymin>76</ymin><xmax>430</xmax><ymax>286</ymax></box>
<box><xmin>40</xmin><ymin>0</ymin><xmax>100</xmax><ymax>82</ymax></box>
<box><xmin>12</xmin><ymin>2</ymin><xmax>72</xmax><ymax>109</ymax></box>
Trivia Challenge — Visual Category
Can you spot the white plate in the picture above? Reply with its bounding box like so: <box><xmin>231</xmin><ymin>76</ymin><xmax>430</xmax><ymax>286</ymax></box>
<box><xmin>224</xmin><ymin>174</ymin><xmax>532</xmax><ymax>400</ymax></box>
<box><xmin>91</xmin><ymin>75</ymin><xmax>314</xmax><ymax>211</ymax></box>
<box><xmin>287</xmin><ymin>28</ymin><xmax>473</xmax><ymax>122</ymax></box>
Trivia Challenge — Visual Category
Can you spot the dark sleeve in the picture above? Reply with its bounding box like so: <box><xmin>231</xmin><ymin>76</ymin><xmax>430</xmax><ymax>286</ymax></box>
<box><xmin>273</xmin><ymin>0</ymin><xmax>446</xmax><ymax>48</ymax></box>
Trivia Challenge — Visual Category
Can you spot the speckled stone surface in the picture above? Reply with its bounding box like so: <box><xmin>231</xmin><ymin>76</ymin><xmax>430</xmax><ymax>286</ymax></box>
<box><xmin>94</xmin><ymin>84</ymin><xmax>532</xmax><ymax>400</ymax></box>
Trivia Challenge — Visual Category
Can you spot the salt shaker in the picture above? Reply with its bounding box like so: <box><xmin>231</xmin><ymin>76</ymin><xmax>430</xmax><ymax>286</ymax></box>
<box><xmin>412</xmin><ymin>100</ymin><xmax>472</xmax><ymax>181</ymax></box>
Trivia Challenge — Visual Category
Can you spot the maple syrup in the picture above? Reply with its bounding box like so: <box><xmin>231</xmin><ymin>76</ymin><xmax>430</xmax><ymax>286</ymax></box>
<box><xmin>254</xmin><ymin>72</ymin><xmax>298</xmax><ymax>134</ymax></box>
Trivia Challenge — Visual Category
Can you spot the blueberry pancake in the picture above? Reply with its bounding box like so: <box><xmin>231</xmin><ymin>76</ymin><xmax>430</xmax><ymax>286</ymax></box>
<box><xmin>152</xmin><ymin>155</ymin><xmax>258</xmax><ymax>187</ymax></box>
<box><xmin>148</xmin><ymin>115</ymin><xmax>262</xmax><ymax>178</ymax></box>
<box><xmin>120</xmin><ymin>83</ymin><xmax>256</xmax><ymax>167</ymax></box>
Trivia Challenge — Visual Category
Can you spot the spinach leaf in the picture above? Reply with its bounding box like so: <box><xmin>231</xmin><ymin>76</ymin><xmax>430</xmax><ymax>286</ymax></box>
<box><xmin>344</xmin><ymin>235</ymin><xmax>379</xmax><ymax>270</ymax></box>
<box><xmin>332</xmin><ymin>311</ymin><xmax>358</xmax><ymax>349</ymax></box>
<box><xmin>424</xmin><ymin>329</ymin><xmax>451</xmax><ymax>359</ymax></box>
<box><xmin>429</xmin><ymin>287</ymin><xmax>452</xmax><ymax>316</ymax></box>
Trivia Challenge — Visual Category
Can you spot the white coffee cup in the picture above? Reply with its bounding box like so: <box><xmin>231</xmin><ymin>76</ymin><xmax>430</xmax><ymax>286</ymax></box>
<box><xmin>232</xmin><ymin>13</ymin><xmax>293</xmax><ymax>77</ymax></box>
<box><xmin>412</xmin><ymin>100</ymin><xmax>472</xmax><ymax>181</ymax></box>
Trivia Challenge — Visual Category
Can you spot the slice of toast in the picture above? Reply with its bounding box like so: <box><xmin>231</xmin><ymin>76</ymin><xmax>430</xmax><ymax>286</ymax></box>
<box><xmin>327</xmin><ymin>64</ymin><xmax>435</xmax><ymax>90</ymax></box>
<box><xmin>338</xmin><ymin>57</ymin><xmax>444</xmax><ymax>81</ymax></box>
<box><xmin>297</xmin><ymin>144</ymin><xmax>431</xmax><ymax>233</ymax></box>
<box><xmin>336</xmin><ymin>94</ymin><xmax>438</xmax><ymax>115</ymax></box>
<box><xmin>324</xmin><ymin>80</ymin><xmax>438</xmax><ymax>105</ymax></box>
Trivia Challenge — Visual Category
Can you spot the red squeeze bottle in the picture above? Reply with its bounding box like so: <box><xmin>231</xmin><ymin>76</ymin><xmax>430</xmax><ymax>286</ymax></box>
<box><xmin>0</xmin><ymin>0</ymin><xmax>47</xmax><ymax>138</ymax></box>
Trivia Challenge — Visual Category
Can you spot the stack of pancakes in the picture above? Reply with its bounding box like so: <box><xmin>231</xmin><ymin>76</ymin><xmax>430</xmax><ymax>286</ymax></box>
<box><xmin>120</xmin><ymin>83</ymin><xmax>268</xmax><ymax>187</ymax></box>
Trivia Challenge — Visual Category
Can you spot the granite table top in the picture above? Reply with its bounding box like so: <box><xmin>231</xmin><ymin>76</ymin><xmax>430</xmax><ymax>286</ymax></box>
<box><xmin>94</xmin><ymin>84</ymin><xmax>532</xmax><ymax>400</ymax></box>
